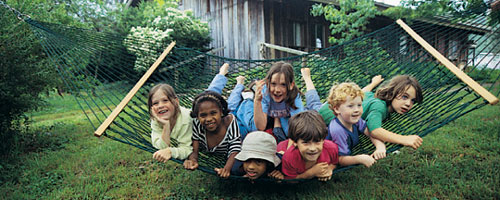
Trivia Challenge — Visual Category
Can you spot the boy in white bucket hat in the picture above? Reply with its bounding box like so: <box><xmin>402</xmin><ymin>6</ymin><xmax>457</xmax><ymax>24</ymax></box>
<box><xmin>231</xmin><ymin>131</ymin><xmax>284</xmax><ymax>181</ymax></box>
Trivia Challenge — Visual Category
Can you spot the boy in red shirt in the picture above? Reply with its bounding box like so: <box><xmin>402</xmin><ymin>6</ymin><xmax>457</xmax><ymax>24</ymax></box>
<box><xmin>277</xmin><ymin>110</ymin><xmax>339</xmax><ymax>181</ymax></box>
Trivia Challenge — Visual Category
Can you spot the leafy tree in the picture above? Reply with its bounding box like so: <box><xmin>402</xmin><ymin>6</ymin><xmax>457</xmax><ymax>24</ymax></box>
<box><xmin>310</xmin><ymin>0</ymin><xmax>379</xmax><ymax>45</ymax></box>
<box><xmin>382</xmin><ymin>0</ymin><xmax>490</xmax><ymax>22</ymax></box>
<box><xmin>0</xmin><ymin>0</ymin><xmax>87</xmax><ymax>155</ymax></box>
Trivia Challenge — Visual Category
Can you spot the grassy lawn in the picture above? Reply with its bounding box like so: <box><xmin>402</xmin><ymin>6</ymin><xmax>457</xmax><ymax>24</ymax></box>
<box><xmin>1</xmin><ymin>93</ymin><xmax>499</xmax><ymax>199</ymax></box>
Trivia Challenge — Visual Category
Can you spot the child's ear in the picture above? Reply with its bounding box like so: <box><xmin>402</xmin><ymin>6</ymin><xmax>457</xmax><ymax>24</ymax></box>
<box><xmin>333</xmin><ymin>106</ymin><xmax>340</xmax><ymax>115</ymax></box>
<box><xmin>289</xmin><ymin>81</ymin><xmax>295</xmax><ymax>90</ymax></box>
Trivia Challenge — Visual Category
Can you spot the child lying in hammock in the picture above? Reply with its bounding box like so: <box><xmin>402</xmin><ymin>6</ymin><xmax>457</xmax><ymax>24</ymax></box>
<box><xmin>319</xmin><ymin>75</ymin><xmax>424</xmax><ymax>149</ymax></box>
<box><xmin>183</xmin><ymin>91</ymin><xmax>241</xmax><ymax>178</ymax></box>
<box><xmin>278</xmin><ymin>110</ymin><xmax>339</xmax><ymax>181</ymax></box>
<box><xmin>325</xmin><ymin>82</ymin><xmax>386</xmax><ymax>167</ymax></box>
<box><xmin>226</xmin><ymin>66</ymin><xmax>321</xmax><ymax>143</ymax></box>
<box><xmin>230</xmin><ymin>131</ymin><xmax>284</xmax><ymax>181</ymax></box>
<box><xmin>149</xmin><ymin>64</ymin><xmax>233</xmax><ymax>164</ymax></box>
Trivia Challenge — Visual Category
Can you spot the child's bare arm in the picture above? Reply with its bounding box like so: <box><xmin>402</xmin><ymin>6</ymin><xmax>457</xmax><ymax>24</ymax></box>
<box><xmin>339</xmin><ymin>155</ymin><xmax>375</xmax><ymax>167</ymax></box>
<box><xmin>183</xmin><ymin>140</ymin><xmax>200</xmax><ymax>170</ymax></box>
<box><xmin>365</xmin><ymin>129</ymin><xmax>386</xmax><ymax>160</ymax></box>
<box><xmin>370</xmin><ymin>128</ymin><xmax>422</xmax><ymax>149</ymax></box>
<box><xmin>362</xmin><ymin>75</ymin><xmax>384</xmax><ymax>92</ymax></box>
<box><xmin>215</xmin><ymin>151</ymin><xmax>238</xmax><ymax>178</ymax></box>
<box><xmin>301</xmin><ymin>68</ymin><xmax>315</xmax><ymax>91</ymax></box>
<box><xmin>253</xmin><ymin>80</ymin><xmax>268</xmax><ymax>131</ymax></box>
<box><xmin>296</xmin><ymin>162</ymin><xmax>329</xmax><ymax>179</ymax></box>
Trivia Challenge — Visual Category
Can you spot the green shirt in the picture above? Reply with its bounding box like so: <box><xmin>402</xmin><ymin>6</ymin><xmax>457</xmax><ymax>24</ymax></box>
<box><xmin>319</xmin><ymin>92</ymin><xmax>389</xmax><ymax>131</ymax></box>
<box><xmin>151</xmin><ymin>106</ymin><xmax>193</xmax><ymax>160</ymax></box>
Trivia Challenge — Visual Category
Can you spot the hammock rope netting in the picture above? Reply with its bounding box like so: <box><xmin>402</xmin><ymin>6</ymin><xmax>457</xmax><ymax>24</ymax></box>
<box><xmin>13</xmin><ymin>9</ymin><xmax>500</xmax><ymax>182</ymax></box>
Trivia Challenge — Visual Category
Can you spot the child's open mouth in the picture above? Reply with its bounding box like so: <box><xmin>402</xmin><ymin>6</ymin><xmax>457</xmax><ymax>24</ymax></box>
<box><xmin>205</xmin><ymin>122</ymin><xmax>216</xmax><ymax>129</ymax></box>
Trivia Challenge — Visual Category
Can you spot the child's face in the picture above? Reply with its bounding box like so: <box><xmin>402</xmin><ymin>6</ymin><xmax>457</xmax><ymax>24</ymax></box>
<box><xmin>296</xmin><ymin>139</ymin><xmax>324</xmax><ymax>163</ymax></box>
<box><xmin>269</xmin><ymin>73</ymin><xmax>292</xmax><ymax>103</ymax></box>
<box><xmin>197</xmin><ymin>101</ymin><xmax>222</xmax><ymax>132</ymax></box>
<box><xmin>334</xmin><ymin>96</ymin><xmax>363</xmax><ymax>126</ymax></box>
<box><xmin>151</xmin><ymin>91</ymin><xmax>177</xmax><ymax>121</ymax></box>
<box><xmin>243</xmin><ymin>159</ymin><xmax>267</xmax><ymax>180</ymax></box>
<box><xmin>391</xmin><ymin>86</ymin><xmax>417</xmax><ymax>114</ymax></box>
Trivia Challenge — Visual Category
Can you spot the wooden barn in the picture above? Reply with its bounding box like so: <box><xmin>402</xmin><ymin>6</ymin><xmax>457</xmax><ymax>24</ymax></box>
<box><xmin>178</xmin><ymin>0</ymin><xmax>393</xmax><ymax>60</ymax></box>
<box><xmin>178</xmin><ymin>0</ymin><xmax>489</xmax><ymax>65</ymax></box>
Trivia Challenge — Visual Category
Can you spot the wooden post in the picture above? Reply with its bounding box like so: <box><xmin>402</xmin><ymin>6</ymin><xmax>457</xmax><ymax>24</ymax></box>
<box><xmin>396</xmin><ymin>19</ymin><xmax>498</xmax><ymax>105</ymax></box>
<box><xmin>94</xmin><ymin>42</ymin><xmax>176</xmax><ymax>137</ymax></box>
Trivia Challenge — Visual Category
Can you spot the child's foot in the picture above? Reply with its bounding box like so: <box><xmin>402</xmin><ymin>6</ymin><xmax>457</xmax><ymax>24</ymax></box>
<box><xmin>241</xmin><ymin>80</ymin><xmax>256</xmax><ymax>100</ymax></box>
<box><xmin>236</xmin><ymin>75</ymin><xmax>246</xmax><ymax>85</ymax></box>
<box><xmin>219</xmin><ymin>63</ymin><xmax>229</xmax><ymax>76</ymax></box>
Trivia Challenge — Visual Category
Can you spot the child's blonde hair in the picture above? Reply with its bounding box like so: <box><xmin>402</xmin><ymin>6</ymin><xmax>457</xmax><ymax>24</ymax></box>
<box><xmin>375</xmin><ymin>75</ymin><xmax>423</xmax><ymax>105</ymax></box>
<box><xmin>327</xmin><ymin>82</ymin><xmax>364</xmax><ymax>115</ymax></box>
<box><xmin>147</xmin><ymin>84</ymin><xmax>180</xmax><ymax>120</ymax></box>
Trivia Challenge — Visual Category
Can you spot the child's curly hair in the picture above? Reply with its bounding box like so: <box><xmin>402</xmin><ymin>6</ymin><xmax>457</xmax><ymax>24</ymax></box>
<box><xmin>327</xmin><ymin>82</ymin><xmax>364</xmax><ymax>115</ymax></box>
<box><xmin>375</xmin><ymin>75</ymin><xmax>423</xmax><ymax>105</ymax></box>
<box><xmin>288</xmin><ymin>110</ymin><xmax>327</xmax><ymax>142</ymax></box>
<box><xmin>190</xmin><ymin>91</ymin><xmax>229</xmax><ymax>118</ymax></box>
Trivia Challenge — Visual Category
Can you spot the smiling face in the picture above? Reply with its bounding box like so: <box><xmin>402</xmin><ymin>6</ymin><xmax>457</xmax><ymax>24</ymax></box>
<box><xmin>269</xmin><ymin>73</ymin><xmax>293</xmax><ymax>103</ymax></box>
<box><xmin>390</xmin><ymin>86</ymin><xmax>417</xmax><ymax>114</ymax></box>
<box><xmin>296</xmin><ymin>139</ymin><xmax>324</xmax><ymax>163</ymax></box>
<box><xmin>242</xmin><ymin>159</ymin><xmax>268</xmax><ymax>180</ymax></box>
<box><xmin>334</xmin><ymin>95</ymin><xmax>363</xmax><ymax>127</ymax></box>
<box><xmin>197</xmin><ymin>101</ymin><xmax>223</xmax><ymax>133</ymax></box>
<box><xmin>151</xmin><ymin>90</ymin><xmax>177</xmax><ymax>121</ymax></box>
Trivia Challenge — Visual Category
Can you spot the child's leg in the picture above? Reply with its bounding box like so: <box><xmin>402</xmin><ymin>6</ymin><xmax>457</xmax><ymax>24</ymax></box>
<box><xmin>227</xmin><ymin>76</ymin><xmax>246</xmax><ymax>112</ymax></box>
<box><xmin>206</xmin><ymin>63</ymin><xmax>229</xmax><ymax>94</ymax></box>
<box><xmin>272</xmin><ymin>118</ymin><xmax>286</xmax><ymax>144</ymax></box>
<box><xmin>301</xmin><ymin>68</ymin><xmax>322</xmax><ymax>111</ymax></box>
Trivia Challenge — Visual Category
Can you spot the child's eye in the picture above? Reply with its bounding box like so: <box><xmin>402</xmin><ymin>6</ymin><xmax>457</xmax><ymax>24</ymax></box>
<box><xmin>199</xmin><ymin>113</ymin><xmax>207</xmax><ymax>118</ymax></box>
<box><xmin>152</xmin><ymin>101</ymin><xmax>158</xmax><ymax>105</ymax></box>
<box><xmin>401</xmin><ymin>95</ymin><xmax>409</xmax><ymax>100</ymax></box>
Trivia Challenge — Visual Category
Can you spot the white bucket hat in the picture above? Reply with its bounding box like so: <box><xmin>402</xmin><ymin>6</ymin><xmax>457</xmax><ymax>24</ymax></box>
<box><xmin>235</xmin><ymin>131</ymin><xmax>281</xmax><ymax>167</ymax></box>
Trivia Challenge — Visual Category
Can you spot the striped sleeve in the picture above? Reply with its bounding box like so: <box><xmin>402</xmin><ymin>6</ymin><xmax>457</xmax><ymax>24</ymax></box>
<box><xmin>226</xmin><ymin>117</ymin><xmax>242</xmax><ymax>157</ymax></box>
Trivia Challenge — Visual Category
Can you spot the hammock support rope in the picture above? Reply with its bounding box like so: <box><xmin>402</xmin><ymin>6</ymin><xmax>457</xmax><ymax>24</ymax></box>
<box><xmin>3</xmin><ymin>1</ymin><xmax>498</xmax><ymax>181</ymax></box>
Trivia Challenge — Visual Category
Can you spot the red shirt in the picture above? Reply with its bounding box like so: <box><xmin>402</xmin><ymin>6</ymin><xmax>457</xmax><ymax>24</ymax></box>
<box><xmin>279</xmin><ymin>140</ymin><xmax>339</xmax><ymax>179</ymax></box>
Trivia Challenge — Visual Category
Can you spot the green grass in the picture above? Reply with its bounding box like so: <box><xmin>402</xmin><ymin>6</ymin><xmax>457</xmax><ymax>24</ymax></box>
<box><xmin>1</xmin><ymin>93</ymin><xmax>499</xmax><ymax>199</ymax></box>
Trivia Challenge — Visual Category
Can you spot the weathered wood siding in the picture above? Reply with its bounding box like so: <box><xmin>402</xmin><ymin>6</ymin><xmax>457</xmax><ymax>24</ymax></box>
<box><xmin>179</xmin><ymin>0</ymin><xmax>265</xmax><ymax>60</ymax></box>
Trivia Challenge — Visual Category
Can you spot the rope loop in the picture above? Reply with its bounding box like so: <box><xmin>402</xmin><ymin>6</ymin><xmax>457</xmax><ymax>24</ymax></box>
<box><xmin>0</xmin><ymin>0</ymin><xmax>30</xmax><ymax>21</ymax></box>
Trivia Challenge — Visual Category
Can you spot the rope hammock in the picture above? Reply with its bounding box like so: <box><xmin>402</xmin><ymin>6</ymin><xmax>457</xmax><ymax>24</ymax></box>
<box><xmin>11</xmin><ymin>6</ymin><xmax>500</xmax><ymax>182</ymax></box>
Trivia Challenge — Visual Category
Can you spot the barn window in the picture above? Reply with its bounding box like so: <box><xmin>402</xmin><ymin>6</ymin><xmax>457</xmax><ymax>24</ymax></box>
<box><xmin>293</xmin><ymin>22</ymin><xmax>302</xmax><ymax>47</ymax></box>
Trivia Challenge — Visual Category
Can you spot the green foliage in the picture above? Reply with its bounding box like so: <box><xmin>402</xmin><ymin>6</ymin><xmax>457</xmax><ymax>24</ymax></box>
<box><xmin>310</xmin><ymin>0</ymin><xmax>379</xmax><ymax>45</ymax></box>
<box><xmin>122</xmin><ymin>1</ymin><xmax>211</xmax><ymax>72</ymax></box>
<box><xmin>382</xmin><ymin>0</ymin><xmax>490</xmax><ymax>22</ymax></box>
<box><xmin>0</xmin><ymin>0</ymin><xmax>87</xmax><ymax>155</ymax></box>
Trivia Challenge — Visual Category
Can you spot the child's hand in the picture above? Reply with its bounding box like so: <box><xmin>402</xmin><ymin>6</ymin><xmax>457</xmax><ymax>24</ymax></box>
<box><xmin>317</xmin><ymin>164</ymin><xmax>335</xmax><ymax>181</ymax></box>
<box><xmin>358</xmin><ymin>154</ymin><xmax>376</xmax><ymax>167</ymax></box>
<box><xmin>183</xmin><ymin>159</ymin><xmax>199</xmax><ymax>170</ymax></box>
<box><xmin>371</xmin><ymin>148</ymin><xmax>387</xmax><ymax>160</ymax></box>
<box><xmin>219</xmin><ymin>63</ymin><xmax>229</xmax><ymax>76</ymax></box>
<box><xmin>254</xmin><ymin>80</ymin><xmax>265</xmax><ymax>102</ymax></box>
<box><xmin>402</xmin><ymin>135</ymin><xmax>423</xmax><ymax>149</ymax></box>
<box><xmin>301</xmin><ymin>68</ymin><xmax>311</xmax><ymax>78</ymax></box>
<box><xmin>153</xmin><ymin>148</ymin><xmax>172</xmax><ymax>163</ymax></box>
<box><xmin>309</xmin><ymin>162</ymin><xmax>330</xmax><ymax>177</ymax></box>
<box><xmin>268</xmin><ymin>170</ymin><xmax>285</xmax><ymax>180</ymax></box>
<box><xmin>236</xmin><ymin>76</ymin><xmax>246</xmax><ymax>85</ymax></box>
<box><xmin>152</xmin><ymin>111</ymin><xmax>170</xmax><ymax>126</ymax></box>
<box><xmin>214</xmin><ymin>167</ymin><xmax>231</xmax><ymax>178</ymax></box>
<box><xmin>371</xmin><ymin>75</ymin><xmax>384</xmax><ymax>86</ymax></box>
